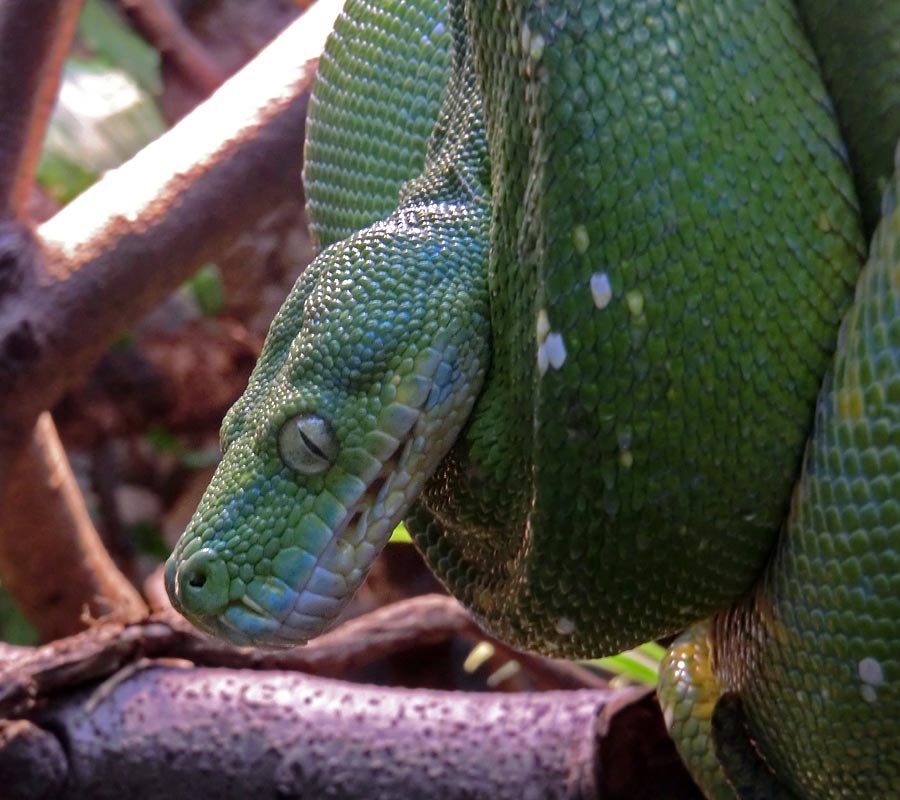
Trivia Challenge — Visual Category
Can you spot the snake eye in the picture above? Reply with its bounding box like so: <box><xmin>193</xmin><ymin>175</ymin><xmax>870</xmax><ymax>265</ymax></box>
<box><xmin>278</xmin><ymin>414</ymin><xmax>338</xmax><ymax>475</ymax></box>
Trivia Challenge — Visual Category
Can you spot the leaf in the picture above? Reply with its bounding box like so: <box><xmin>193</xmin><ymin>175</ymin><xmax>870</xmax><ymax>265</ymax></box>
<box><xmin>77</xmin><ymin>0</ymin><xmax>162</xmax><ymax>94</ymax></box>
<box><xmin>586</xmin><ymin>641</ymin><xmax>665</xmax><ymax>687</ymax></box>
<box><xmin>184</xmin><ymin>263</ymin><xmax>226</xmax><ymax>317</ymax></box>
<box><xmin>389</xmin><ymin>522</ymin><xmax>413</xmax><ymax>544</ymax></box>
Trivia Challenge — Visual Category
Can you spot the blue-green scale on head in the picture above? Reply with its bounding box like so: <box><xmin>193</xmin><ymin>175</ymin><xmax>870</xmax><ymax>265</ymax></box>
<box><xmin>166</xmin><ymin>199</ymin><xmax>492</xmax><ymax>644</ymax></box>
<box><xmin>166</xmin><ymin>0</ymin><xmax>491</xmax><ymax>646</ymax></box>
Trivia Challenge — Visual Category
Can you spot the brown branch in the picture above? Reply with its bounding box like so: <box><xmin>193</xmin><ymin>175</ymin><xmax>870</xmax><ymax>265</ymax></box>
<box><xmin>2</xmin><ymin>666</ymin><xmax>646</xmax><ymax>800</ymax></box>
<box><xmin>0</xmin><ymin>0</ymin><xmax>343</xmax><ymax>480</ymax></box>
<box><xmin>0</xmin><ymin>413</ymin><xmax>146</xmax><ymax>640</ymax></box>
<box><xmin>119</xmin><ymin>0</ymin><xmax>228</xmax><ymax>94</ymax></box>
<box><xmin>0</xmin><ymin>0</ymin><xmax>83</xmax><ymax>217</ymax></box>
<box><xmin>0</xmin><ymin>595</ymin><xmax>611</xmax><ymax>720</ymax></box>
<box><xmin>147</xmin><ymin>587</ymin><xmax>609</xmax><ymax>690</ymax></box>
<box><xmin>0</xmin><ymin>606</ymin><xmax>695</xmax><ymax>800</ymax></box>
<box><xmin>0</xmin><ymin>1</ymin><xmax>341</xmax><ymax>636</ymax></box>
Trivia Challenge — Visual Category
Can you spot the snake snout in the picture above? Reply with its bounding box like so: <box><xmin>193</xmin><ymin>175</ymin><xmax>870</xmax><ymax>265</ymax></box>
<box><xmin>167</xmin><ymin>547</ymin><xmax>230</xmax><ymax>619</ymax></box>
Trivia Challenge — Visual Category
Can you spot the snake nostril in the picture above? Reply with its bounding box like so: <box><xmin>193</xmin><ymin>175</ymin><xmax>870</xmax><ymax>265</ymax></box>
<box><xmin>188</xmin><ymin>568</ymin><xmax>207</xmax><ymax>589</ymax></box>
<box><xmin>174</xmin><ymin>548</ymin><xmax>230</xmax><ymax>616</ymax></box>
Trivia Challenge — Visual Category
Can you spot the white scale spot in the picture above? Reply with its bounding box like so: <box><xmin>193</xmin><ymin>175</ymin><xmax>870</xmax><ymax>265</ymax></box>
<box><xmin>521</xmin><ymin>22</ymin><xmax>545</xmax><ymax>61</ymax></box>
<box><xmin>536</xmin><ymin>309</ymin><xmax>566</xmax><ymax>375</ymax></box>
<box><xmin>556</xmin><ymin>617</ymin><xmax>576</xmax><ymax>635</ymax></box>
<box><xmin>859</xmin><ymin>657</ymin><xmax>884</xmax><ymax>704</ymax></box>
<box><xmin>590</xmin><ymin>272</ymin><xmax>612</xmax><ymax>309</ymax></box>
<box><xmin>545</xmin><ymin>333</ymin><xmax>566</xmax><ymax>369</ymax></box>
<box><xmin>859</xmin><ymin>657</ymin><xmax>884</xmax><ymax>686</ymax></box>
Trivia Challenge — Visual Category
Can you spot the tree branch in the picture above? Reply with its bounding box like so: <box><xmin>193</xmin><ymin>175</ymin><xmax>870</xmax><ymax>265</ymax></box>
<box><xmin>0</xmin><ymin>0</ymin><xmax>83</xmax><ymax>217</ymax></box>
<box><xmin>0</xmin><ymin>598</ymin><xmax>701</xmax><ymax>798</ymax></box>
<box><xmin>0</xmin><ymin>594</ymin><xmax>603</xmax><ymax>711</ymax></box>
<box><xmin>5</xmin><ymin>666</ymin><xmax>634</xmax><ymax>800</ymax></box>
<box><xmin>0</xmin><ymin>413</ymin><xmax>146</xmax><ymax>640</ymax></box>
<box><xmin>0</xmin><ymin>0</ymin><xmax>343</xmax><ymax>479</ymax></box>
<box><xmin>118</xmin><ymin>0</ymin><xmax>228</xmax><ymax>94</ymax></box>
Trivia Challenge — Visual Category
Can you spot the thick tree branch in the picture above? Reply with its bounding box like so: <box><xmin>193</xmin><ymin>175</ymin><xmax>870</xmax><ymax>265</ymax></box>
<box><xmin>0</xmin><ymin>0</ymin><xmax>343</xmax><ymax>479</ymax></box>
<box><xmin>0</xmin><ymin>0</ymin><xmax>340</xmax><ymax>638</ymax></box>
<box><xmin>6</xmin><ymin>666</ymin><xmax>633</xmax><ymax>800</ymax></box>
<box><xmin>0</xmin><ymin>0</ymin><xmax>83</xmax><ymax>217</ymax></box>
<box><xmin>0</xmin><ymin>599</ymin><xmax>700</xmax><ymax>798</ymax></box>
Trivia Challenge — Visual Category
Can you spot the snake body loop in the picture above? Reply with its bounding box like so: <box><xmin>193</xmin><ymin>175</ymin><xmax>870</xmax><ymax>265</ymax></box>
<box><xmin>167</xmin><ymin>2</ymin><xmax>900</xmax><ymax>796</ymax></box>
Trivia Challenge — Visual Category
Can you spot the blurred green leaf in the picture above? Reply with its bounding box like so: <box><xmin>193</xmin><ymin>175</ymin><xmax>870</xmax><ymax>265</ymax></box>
<box><xmin>77</xmin><ymin>0</ymin><xmax>162</xmax><ymax>94</ymax></box>
<box><xmin>146</xmin><ymin>428</ymin><xmax>220</xmax><ymax>469</ymax></box>
<box><xmin>112</xmin><ymin>332</ymin><xmax>136</xmax><ymax>350</ymax></box>
<box><xmin>128</xmin><ymin>521</ymin><xmax>171</xmax><ymax>560</ymax></box>
<box><xmin>586</xmin><ymin>641</ymin><xmax>664</xmax><ymax>687</ymax></box>
<box><xmin>389</xmin><ymin>522</ymin><xmax>413</xmax><ymax>544</ymax></box>
<box><xmin>185</xmin><ymin>263</ymin><xmax>226</xmax><ymax>317</ymax></box>
<box><xmin>36</xmin><ymin>150</ymin><xmax>96</xmax><ymax>205</ymax></box>
<box><xmin>146</xmin><ymin>427</ymin><xmax>182</xmax><ymax>454</ymax></box>
<box><xmin>0</xmin><ymin>583</ymin><xmax>39</xmax><ymax>646</ymax></box>
<box><xmin>42</xmin><ymin>59</ymin><xmax>166</xmax><ymax>177</ymax></box>
<box><xmin>38</xmin><ymin>9</ymin><xmax>166</xmax><ymax>202</ymax></box>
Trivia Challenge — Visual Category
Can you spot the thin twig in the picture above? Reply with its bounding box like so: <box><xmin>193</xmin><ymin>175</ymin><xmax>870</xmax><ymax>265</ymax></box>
<box><xmin>119</xmin><ymin>0</ymin><xmax>228</xmax><ymax>93</ymax></box>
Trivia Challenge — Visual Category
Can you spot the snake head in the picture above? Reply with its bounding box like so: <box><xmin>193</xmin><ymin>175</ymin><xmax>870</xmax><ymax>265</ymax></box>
<box><xmin>165</xmin><ymin>206</ymin><xmax>489</xmax><ymax>647</ymax></box>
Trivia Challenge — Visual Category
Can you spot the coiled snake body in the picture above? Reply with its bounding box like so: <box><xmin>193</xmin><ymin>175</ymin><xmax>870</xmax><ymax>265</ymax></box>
<box><xmin>167</xmin><ymin>2</ymin><xmax>900</xmax><ymax>796</ymax></box>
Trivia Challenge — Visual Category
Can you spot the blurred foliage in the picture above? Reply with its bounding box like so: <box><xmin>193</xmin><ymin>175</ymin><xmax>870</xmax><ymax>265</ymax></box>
<box><xmin>589</xmin><ymin>641</ymin><xmax>665</xmax><ymax>687</ymax></box>
<box><xmin>0</xmin><ymin>583</ymin><xmax>39</xmax><ymax>646</ymax></box>
<box><xmin>128</xmin><ymin>521</ymin><xmax>172</xmax><ymax>562</ymax></box>
<box><xmin>77</xmin><ymin>0</ymin><xmax>162</xmax><ymax>94</ymax></box>
<box><xmin>146</xmin><ymin>428</ymin><xmax>220</xmax><ymax>470</ymax></box>
<box><xmin>1</xmin><ymin>2</ymin><xmax>171</xmax><ymax>643</ymax></box>
<box><xmin>39</xmin><ymin>1</ymin><xmax>166</xmax><ymax>204</ymax></box>
<box><xmin>185</xmin><ymin>263</ymin><xmax>227</xmax><ymax>317</ymax></box>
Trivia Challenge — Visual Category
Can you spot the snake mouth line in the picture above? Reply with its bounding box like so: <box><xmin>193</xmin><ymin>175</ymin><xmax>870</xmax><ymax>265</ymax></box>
<box><xmin>217</xmin><ymin>429</ymin><xmax>422</xmax><ymax>647</ymax></box>
<box><xmin>173</xmin><ymin>342</ymin><xmax>463</xmax><ymax>648</ymax></box>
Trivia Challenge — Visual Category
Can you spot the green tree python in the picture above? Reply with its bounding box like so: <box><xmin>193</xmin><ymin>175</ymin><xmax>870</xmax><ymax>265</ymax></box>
<box><xmin>165</xmin><ymin>1</ymin><xmax>900</xmax><ymax>796</ymax></box>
